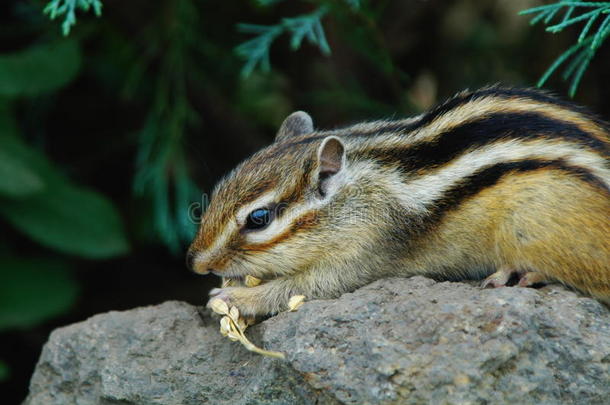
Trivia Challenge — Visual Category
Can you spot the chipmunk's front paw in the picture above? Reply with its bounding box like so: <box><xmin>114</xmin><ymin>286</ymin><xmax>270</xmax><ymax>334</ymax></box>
<box><xmin>207</xmin><ymin>287</ymin><xmax>263</xmax><ymax>317</ymax></box>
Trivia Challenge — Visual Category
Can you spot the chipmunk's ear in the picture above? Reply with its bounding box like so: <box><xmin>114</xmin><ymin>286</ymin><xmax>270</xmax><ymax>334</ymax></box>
<box><xmin>275</xmin><ymin>111</ymin><xmax>313</xmax><ymax>142</ymax></box>
<box><xmin>316</xmin><ymin>136</ymin><xmax>345</xmax><ymax>197</ymax></box>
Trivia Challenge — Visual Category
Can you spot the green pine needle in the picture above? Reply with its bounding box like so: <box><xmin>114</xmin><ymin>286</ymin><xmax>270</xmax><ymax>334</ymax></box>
<box><xmin>235</xmin><ymin>5</ymin><xmax>340</xmax><ymax>77</ymax></box>
<box><xmin>283</xmin><ymin>7</ymin><xmax>331</xmax><ymax>54</ymax></box>
<box><xmin>235</xmin><ymin>24</ymin><xmax>284</xmax><ymax>77</ymax></box>
<box><xmin>578</xmin><ymin>11</ymin><xmax>601</xmax><ymax>41</ymax></box>
<box><xmin>521</xmin><ymin>1</ymin><xmax>610</xmax><ymax>97</ymax></box>
<box><xmin>43</xmin><ymin>0</ymin><xmax>103</xmax><ymax>36</ymax></box>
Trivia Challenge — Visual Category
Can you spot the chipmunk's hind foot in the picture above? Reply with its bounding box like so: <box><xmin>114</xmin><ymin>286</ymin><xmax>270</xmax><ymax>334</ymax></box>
<box><xmin>481</xmin><ymin>266</ymin><xmax>550</xmax><ymax>289</ymax></box>
<box><xmin>516</xmin><ymin>271</ymin><xmax>549</xmax><ymax>288</ymax></box>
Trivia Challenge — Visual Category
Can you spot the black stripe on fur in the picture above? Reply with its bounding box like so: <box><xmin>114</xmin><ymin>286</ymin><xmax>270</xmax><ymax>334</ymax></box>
<box><xmin>406</xmin><ymin>87</ymin><xmax>607</xmax><ymax>134</ymax></box>
<box><xmin>360</xmin><ymin>112</ymin><xmax>609</xmax><ymax>173</ymax></box>
<box><xmin>426</xmin><ymin>159</ymin><xmax>609</xmax><ymax>227</ymax></box>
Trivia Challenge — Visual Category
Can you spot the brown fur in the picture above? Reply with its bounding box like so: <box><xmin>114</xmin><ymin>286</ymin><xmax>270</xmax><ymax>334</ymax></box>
<box><xmin>188</xmin><ymin>86</ymin><xmax>610</xmax><ymax>316</ymax></box>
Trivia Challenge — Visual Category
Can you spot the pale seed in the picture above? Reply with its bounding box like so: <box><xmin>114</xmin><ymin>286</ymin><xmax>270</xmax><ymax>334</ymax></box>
<box><xmin>209</xmin><ymin>298</ymin><xmax>229</xmax><ymax>315</ymax></box>
<box><xmin>245</xmin><ymin>275</ymin><xmax>262</xmax><ymax>287</ymax></box>
<box><xmin>229</xmin><ymin>306</ymin><xmax>240</xmax><ymax>320</ymax></box>
<box><xmin>219</xmin><ymin>316</ymin><xmax>231</xmax><ymax>336</ymax></box>
<box><xmin>288</xmin><ymin>295</ymin><xmax>306</xmax><ymax>311</ymax></box>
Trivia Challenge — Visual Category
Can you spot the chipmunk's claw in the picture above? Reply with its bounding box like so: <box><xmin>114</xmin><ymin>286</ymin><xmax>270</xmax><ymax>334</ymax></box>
<box><xmin>482</xmin><ymin>267</ymin><xmax>549</xmax><ymax>289</ymax></box>
<box><xmin>481</xmin><ymin>267</ymin><xmax>516</xmax><ymax>288</ymax></box>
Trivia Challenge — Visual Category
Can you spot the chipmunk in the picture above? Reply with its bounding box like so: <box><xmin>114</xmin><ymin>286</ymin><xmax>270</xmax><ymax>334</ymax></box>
<box><xmin>187</xmin><ymin>86</ymin><xmax>610</xmax><ymax>317</ymax></box>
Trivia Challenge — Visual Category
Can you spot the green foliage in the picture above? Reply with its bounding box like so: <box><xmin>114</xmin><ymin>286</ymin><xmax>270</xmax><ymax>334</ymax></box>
<box><xmin>0</xmin><ymin>92</ymin><xmax>128</xmax><ymax>260</ymax></box>
<box><xmin>0</xmin><ymin>181</ymin><xmax>129</xmax><ymax>259</ymax></box>
<box><xmin>236</xmin><ymin>4</ymin><xmax>336</xmax><ymax>77</ymax></box>
<box><xmin>44</xmin><ymin>0</ymin><xmax>103</xmax><ymax>36</ymax></box>
<box><xmin>0</xmin><ymin>257</ymin><xmax>78</xmax><ymax>331</ymax></box>
<box><xmin>0</xmin><ymin>360</ymin><xmax>9</xmax><ymax>382</ymax></box>
<box><xmin>235</xmin><ymin>0</ymin><xmax>407</xmax><ymax>106</ymax></box>
<box><xmin>520</xmin><ymin>1</ymin><xmax>610</xmax><ymax>96</ymax></box>
<box><xmin>0</xmin><ymin>32</ymin><xmax>127</xmax><ymax>339</ymax></box>
<box><xmin>0</xmin><ymin>40</ymin><xmax>81</xmax><ymax>97</ymax></box>
<box><xmin>0</xmin><ymin>148</ymin><xmax>44</xmax><ymax>198</ymax></box>
<box><xmin>134</xmin><ymin>109</ymin><xmax>199</xmax><ymax>252</ymax></box>
<box><xmin>284</xmin><ymin>7</ymin><xmax>332</xmax><ymax>54</ymax></box>
<box><xmin>236</xmin><ymin>24</ymin><xmax>285</xmax><ymax>77</ymax></box>
<box><xmin>130</xmin><ymin>0</ymin><xmax>201</xmax><ymax>252</ymax></box>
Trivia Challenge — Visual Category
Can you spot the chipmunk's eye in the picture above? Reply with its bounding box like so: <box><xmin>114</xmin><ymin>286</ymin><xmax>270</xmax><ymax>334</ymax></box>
<box><xmin>244</xmin><ymin>208</ymin><xmax>273</xmax><ymax>231</ymax></box>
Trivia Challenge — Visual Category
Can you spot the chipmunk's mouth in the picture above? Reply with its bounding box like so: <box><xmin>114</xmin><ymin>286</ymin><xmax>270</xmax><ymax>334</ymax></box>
<box><xmin>211</xmin><ymin>268</ymin><xmax>247</xmax><ymax>280</ymax></box>
<box><xmin>190</xmin><ymin>266</ymin><xmax>209</xmax><ymax>275</ymax></box>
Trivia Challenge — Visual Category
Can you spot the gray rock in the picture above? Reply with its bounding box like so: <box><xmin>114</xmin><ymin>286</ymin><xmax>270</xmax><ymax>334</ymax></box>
<box><xmin>26</xmin><ymin>277</ymin><xmax>610</xmax><ymax>405</ymax></box>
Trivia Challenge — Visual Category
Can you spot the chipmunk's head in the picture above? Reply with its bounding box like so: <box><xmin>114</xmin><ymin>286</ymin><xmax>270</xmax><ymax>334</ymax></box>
<box><xmin>187</xmin><ymin>111</ymin><xmax>357</xmax><ymax>280</ymax></box>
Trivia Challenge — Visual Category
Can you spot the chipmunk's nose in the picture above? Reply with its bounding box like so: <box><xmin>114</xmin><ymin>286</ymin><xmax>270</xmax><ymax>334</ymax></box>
<box><xmin>186</xmin><ymin>249</ymin><xmax>211</xmax><ymax>275</ymax></box>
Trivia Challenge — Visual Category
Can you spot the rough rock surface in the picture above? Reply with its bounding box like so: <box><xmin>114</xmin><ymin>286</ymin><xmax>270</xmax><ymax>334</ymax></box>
<box><xmin>26</xmin><ymin>277</ymin><xmax>610</xmax><ymax>405</ymax></box>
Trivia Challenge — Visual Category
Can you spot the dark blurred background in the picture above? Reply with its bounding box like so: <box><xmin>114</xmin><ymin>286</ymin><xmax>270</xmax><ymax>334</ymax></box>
<box><xmin>1</xmin><ymin>0</ymin><xmax>609</xmax><ymax>402</ymax></box>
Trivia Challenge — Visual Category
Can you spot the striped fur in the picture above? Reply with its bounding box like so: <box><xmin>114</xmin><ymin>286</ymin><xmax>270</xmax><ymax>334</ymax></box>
<box><xmin>189</xmin><ymin>86</ymin><xmax>610</xmax><ymax>316</ymax></box>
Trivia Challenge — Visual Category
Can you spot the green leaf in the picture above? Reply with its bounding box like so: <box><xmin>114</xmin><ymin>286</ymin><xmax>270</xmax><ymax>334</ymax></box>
<box><xmin>0</xmin><ymin>257</ymin><xmax>78</xmax><ymax>331</ymax></box>
<box><xmin>0</xmin><ymin>40</ymin><xmax>81</xmax><ymax>97</ymax></box>
<box><xmin>0</xmin><ymin>107</ymin><xmax>45</xmax><ymax>197</ymax></box>
<box><xmin>0</xmin><ymin>106</ymin><xmax>129</xmax><ymax>258</ymax></box>
<box><xmin>0</xmin><ymin>183</ymin><xmax>129</xmax><ymax>259</ymax></box>
<box><xmin>0</xmin><ymin>106</ymin><xmax>68</xmax><ymax>187</ymax></box>
<box><xmin>0</xmin><ymin>148</ymin><xmax>45</xmax><ymax>198</ymax></box>
<box><xmin>0</xmin><ymin>360</ymin><xmax>9</xmax><ymax>382</ymax></box>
